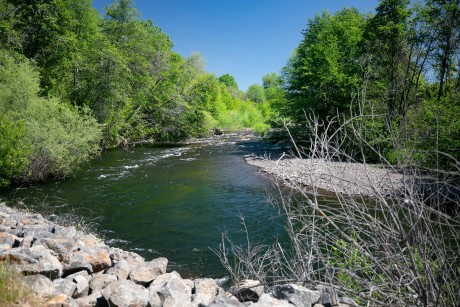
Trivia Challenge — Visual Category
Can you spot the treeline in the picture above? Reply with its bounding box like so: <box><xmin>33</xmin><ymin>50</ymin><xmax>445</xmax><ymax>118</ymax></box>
<box><xmin>0</xmin><ymin>0</ymin><xmax>270</xmax><ymax>186</ymax></box>
<box><xmin>272</xmin><ymin>0</ymin><xmax>460</xmax><ymax>166</ymax></box>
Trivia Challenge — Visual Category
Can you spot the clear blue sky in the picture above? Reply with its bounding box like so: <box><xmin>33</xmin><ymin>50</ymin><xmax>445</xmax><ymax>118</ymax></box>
<box><xmin>93</xmin><ymin>0</ymin><xmax>379</xmax><ymax>91</ymax></box>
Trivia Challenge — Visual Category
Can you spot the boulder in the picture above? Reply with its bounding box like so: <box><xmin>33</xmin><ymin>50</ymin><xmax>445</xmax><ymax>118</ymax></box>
<box><xmin>44</xmin><ymin>294</ymin><xmax>78</xmax><ymax>307</ymax></box>
<box><xmin>64</xmin><ymin>246</ymin><xmax>111</xmax><ymax>275</ymax></box>
<box><xmin>53</xmin><ymin>225</ymin><xmax>77</xmax><ymax>238</ymax></box>
<box><xmin>148</xmin><ymin>271</ymin><xmax>187</xmax><ymax>307</ymax></box>
<box><xmin>0</xmin><ymin>245</ymin><xmax>62</xmax><ymax>279</ymax></box>
<box><xmin>208</xmin><ymin>295</ymin><xmax>244</xmax><ymax>307</ymax></box>
<box><xmin>72</xmin><ymin>275</ymin><xmax>90</xmax><ymax>298</ymax></box>
<box><xmin>106</xmin><ymin>259</ymin><xmax>130</xmax><ymax>280</ymax></box>
<box><xmin>129</xmin><ymin>257</ymin><xmax>168</xmax><ymax>286</ymax></box>
<box><xmin>192</xmin><ymin>278</ymin><xmax>218</xmax><ymax>305</ymax></box>
<box><xmin>338</xmin><ymin>296</ymin><xmax>358</xmax><ymax>307</ymax></box>
<box><xmin>251</xmin><ymin>293</ymin><xmax>294</xmax><ymax>306</ymax></box>
<box><xmin>75</xmin><ymin>291</ymin><xmax>103</xmax><ymax>307</ymax></box>
<box><xmin>102</xmin><ymin>280</ymin><xmax>149</xmax><ymax>307</ymax></box>
<box><xmin>0</xmin><ymin>232</ymin><xmax>20</xmax><ymax>247</ymax></box>
<box><xmin>89</xmin><ymin>273</ymin><xmax>117</xmax><ymax>292</ymax></box>
<box><xmin>23</xmin><ymin>224</ymin><xmax>54</xmax><ymax>239</ymax></box>
<box><xmin>274</xmin><ymin>284</ymin><xmax>321</xmax><ymax>307</ymax></box>
<box><xmin>22</xmin><ymin>274</ymin><xmax>56</xmax><ymax>297</ymax></box>
<box><xmin>53</xmin><ymin>278</ymin><xmax>77</xmax><ymax>297</ymax></box>
<box><xmin>315</xmin><ymin>286</ymin><xmax>338</xmax><ymax>307</ymax></box>
<box><xmin>157</xmin><ymin>276</ymin><xmax>192</xmax><ymax>307</ymax></box>
<box><xmin>34</xmin><ymin>237</ymin><xmax>74</xmax><ymax>261</ymax></box>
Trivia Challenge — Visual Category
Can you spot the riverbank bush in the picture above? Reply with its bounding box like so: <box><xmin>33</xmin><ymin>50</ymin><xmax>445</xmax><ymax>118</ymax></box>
<box><xmin>0</xmin><ymin>50</ymin><xmax>102</xmax><ymax>185</ymax></box>
<box><xmin>216</xmin><ymin>115</ymin><xmax>460</xmax><ymax>306</ymax></box>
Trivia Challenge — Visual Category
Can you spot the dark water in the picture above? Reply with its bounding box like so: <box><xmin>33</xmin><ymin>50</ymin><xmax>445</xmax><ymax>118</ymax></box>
<box><xmin>0</xmin><ymin>134</ymin><xmax>288</xmax><ymax>278</ymax></box>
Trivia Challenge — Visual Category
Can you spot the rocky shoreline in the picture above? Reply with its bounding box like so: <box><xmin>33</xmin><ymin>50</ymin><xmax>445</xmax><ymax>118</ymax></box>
<box><xmin>0</xmin><ymin>202</ymin><xmax>357</xmax><ymax>306</ymax></box>
<box><xmin>245</xmin><ymin>156</ymin><xmax>404</xmax><ymax>196</ymax></box>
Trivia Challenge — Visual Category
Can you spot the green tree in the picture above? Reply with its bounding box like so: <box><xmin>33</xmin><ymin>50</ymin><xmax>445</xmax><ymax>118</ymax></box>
<box><xmin>219</xmin><ymin>73</ymin><xmax>238</xmax><ymax>89</ymax></box>
<box><xmin>246</xmin><ymin>84</ymin><xmax>266</xmax><ymax>103</ymax></box>
<box><xmin>283</xmin><ymin>8</ymin><xmax>365</xmax><ymax>121</ymax></box>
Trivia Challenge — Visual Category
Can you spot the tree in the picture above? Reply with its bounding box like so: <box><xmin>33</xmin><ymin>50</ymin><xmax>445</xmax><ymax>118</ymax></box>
<box><xmin>219</xmin><ymin>73</ymin><xmax>238</xmax><ymax>89</ymax></box>
<box><xmin>283</xmin><ymin>8</ymin><xmax>365</xmax><ymax>121</ymax></box>
<box><xmin>246</xmin><ymin>84</ymin><xmax>266</xmax><ymax>103</ymax></box>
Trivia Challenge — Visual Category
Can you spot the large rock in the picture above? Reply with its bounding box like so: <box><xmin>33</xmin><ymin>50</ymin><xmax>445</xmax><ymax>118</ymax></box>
<box><xmin>102</xmin><ymin>280</ymin><xmax>149</xmax><ymax>307</ymax></box>
<box><xmin>22</xmin><ymin>274</ymin><xmax>56</xmax><ymax>297</ymax></box>
<box><xmin>0</xmin><ymin>232</ymin><xmax>20</xmax><ymax>247</ymax></box>
<box><xmin>89</xmin><ymin>273</ymin><xmax>117</xmax><ymax>293</ymax></box>
<box><xmin>44</xmin><ymin>294</ymin><xmax>78</xmax><ymax>307</ymax></box>
<box><xmin>73</xmin><ymin>275</ymin><xmax>90</xmax><ymax>299</ymax></box>
<box><xmin>0</xmin><ymin>245</ymin><xmax>63</xmax><ymax>279</ymax></box>
<box><xmin>23</xmin><ymin>224</ymin><xmax>55</xmax><ymax>239</ymax></box>
<box><xmin>208</xmin><ymin>295</ymin><xmax>245</xmax><ymax>307</ymax></box>
<box><xmin>148</xmin><ymin>271</ymin><xmax>191</xmax><ymax>307</ymax></box>
<box><xmin>106</xmin><ymin>259</ymin><xmax>130</xmax><ymax>280</ymax></box>
<box><xmin>274</xmin><ymin>284</ymin><xmax>321</xmax><ymax>307</ymax></box>
<box><xmin>64</xmin><ymin>246</ymin><xmax>111</xmax><ymax>275</ymax></box>
<box><xmin>315</xmin><ymin>286</ymin><xmax>338</xmax><ymax>307</ymax></box>
<box><xmin>53</xmin><ymin>278</ymin><xmax>77</xmax><ymax>297</ymax></box>
<box><xmin>129</xmin><ymin>257</ymin><xmax>168</xmax><ymax>286</ymax></box>
<box><xmin>251</xmin><ymin>293</ymin><xmax>293</xmax><ymax>306</ymax></box>
<box><xmin>75</xmin><ymin>291</ymin><xmax>103</xmax><ymax>307</ymax></box>
<box><xmin>192</xmin><ymin>278</ymin><xmax>218</xmax><ymax>305</ymax></box>
<box><xmin>53</xmin><ymin>225</ymin><xmax>77</xmax><ymax>238</ymax></box>
<box><xmin>338</xmin><ymin>296</ymin><xmax>358</xmax><ymax>307</ymax></box>
<box><xmin>34</xmin><ymin>237</ymin><xmax>75</xmax><ymax>261</ymax></box>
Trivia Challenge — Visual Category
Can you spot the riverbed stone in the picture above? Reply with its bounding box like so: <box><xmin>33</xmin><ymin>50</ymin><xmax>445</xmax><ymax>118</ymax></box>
<box><xmin>23</xmin><ymin>274</ymin><xmax>56</xmax><ymax>297</ymax></box>
<box><xmin>251</xmin><ymin>293</ymin><xmax>294</xmax><ymax>306</ymax></box>
<box><xmin>73</xmin><ymin>275</ymin><xmax>90</xmax><ymax>299</ymax></box>
<box><xmin>208</xmin><ymin>295</ymin><xmax>244</xmax><ymax>307</ymax></box>
<box><xmin>44</xmin><ymin>294</ymin><xmax>78</xmax><ymax>307</ymax></box>
<box><xmin>0</xmin><ymin>232</ymin><xmax>20</xmax><ymax>247</ymax></box>
<box><xmin>53</xmin><ymin>225</ymin><xmax>77</xmax><ymax>238</ymax></box>
<box><xmin>232</xmin><ymin>279</ymin><xmax>264</xmax><ymax>302</ymax></box>
<box><xmin>35</xmin><ymin>237</ymin><xmax>75</xmax><ymax>261</ymax></box>
<box><xmin>275</xmin><ymin>284</ymin><xmax>321</xmax><ymax>307</ymax></box>
<box><xmin>64</xmin><ymin>246</ymin><xmax>111</xmax><ymax>275</ymax></box>
<box><xmin>129</xmin><ymin>257</ymin><xmax>168</xmax><ymax>286</ymax></box>
<box><xmin>106</xmin><ymin>258</ymin><xmax>130</xmax><ymax>280</ymax></box>
<box><xmin>148</xmin><ymin>271</ymin><xmax>184</xmax><ymax>307</ymax></box>
<box><xmin>157</xmin><ymin>275</ymin><xmax>192</xmax><ymax>307</ymax></box>
<box><xmin>102</xmin><ymin>280</ymin><xmax>149</xmax><ymax>307</ymax></box>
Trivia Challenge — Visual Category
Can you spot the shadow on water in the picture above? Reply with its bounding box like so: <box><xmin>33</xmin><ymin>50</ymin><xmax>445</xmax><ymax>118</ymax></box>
<box><xmin>0</xmin><ymin>134</ymin><xmax>292</xmax><ymax>278</ymax></box>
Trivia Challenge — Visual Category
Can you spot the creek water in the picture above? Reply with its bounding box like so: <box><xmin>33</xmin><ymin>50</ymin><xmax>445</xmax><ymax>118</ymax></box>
<box><xmin>0</xmin><ymin>134</ymin><xmax>289</xmax><ymax>278</ymax></box>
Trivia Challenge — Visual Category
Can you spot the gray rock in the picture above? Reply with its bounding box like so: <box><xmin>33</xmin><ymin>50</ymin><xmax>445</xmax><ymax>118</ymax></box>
<box><xmin>208</xmin><ymin>295</ymin><xmax>245</xmax><ymax>307</ymax></box>
<box><xmin>0</xmin><ymin>245</ymin><xmax>63</xmax><ymax>279</ymax></box>
<box><xmin>75</xmin><ymin>291</ymin><xmax>103</xmax><ymax>307</ymax></box>
<box><xmin>72</xmin><ymin>275</ymin><xmax>90</xmax><ymax>299</ymax></box>
<box><xmin>157</xmin><ymin>276</ymin><xmax>192</xmax><ymax>307</ymax></box>
<box><xmin>251</xmin><ymin>293</ymin><xmax>294</xmax><ymax>306</ymax></box>
<box><xmin>148</xmin><ymin>271</ymin><xmax>185</xmax><ymax>307</ymax></box>
<box><xmin>102</xmin><ymin>280</ymin><xmax>149</xmax><ymax>307</ymax></box>
<box><xmin>89</xmin><ymin>273</ymin><xmax>117</xmax><ymax>292</ymax></box>
<box><xmin>0</xmin><ymin>243</ymin><xmax>11</xmax><ymax>251</ymax></box>
<box><xmin>316</xmin><ymin>286</ymin><xmax>338</xmax><ymax>307</ymax></box>
<box><xmin>192</xmin><ymin>278</ymin><xmax>218</xmax><ymax>305</ymax></box>
<box><xmin>23</xmin><ymin>224</ymin><xmax>54</xmax><ymax>239</ymax></box>
<box><xmin>65</xmin><ymin>269</ymin><xmax>91</xmax><ymax>283</ymax></box>
<box><xmin>64</xmin><ymin>246</ymin><xmax>111</xmax><ymax>275</ymax></box>
<box><xmin>53</xmin><ymin>225</ymin><xmax>77</xmax><ymax>238</ymax></box>
<box><xmin>0</xmin><ymin>232</ymin><xmax>20</xmax><ymax>247</ymax></box>
<box><xmin>22</xmin><ymin>274</ymin><xmax>56</xmax><ymax>297</ymax></box>
<box><xmin>129</xmin><ymin>257</ymin><xmax>168</xmax><ymax>286</ymax></box>
<box><xmin>53</xmin><ymin>278</ymin><xmax>77</xmax><ymax>297</ymax></box>
<box><xmin>34</xmin><ymin>236</ymin><xmax>74</xmax><ymax>261</ymax></box>
<box><xmin>44</xmin><ymin>293</ymin><xmax>79</xmax><ymax>307</ymax></box>
<box><xmin>106</xmin><ymin>259</ymin><xmax>130</xmax><ymax>280</ymax></box>
<box><xmin>275</xmin><ymin>284</ymin><xmax>321</xmax><ymax>307</ymax></box>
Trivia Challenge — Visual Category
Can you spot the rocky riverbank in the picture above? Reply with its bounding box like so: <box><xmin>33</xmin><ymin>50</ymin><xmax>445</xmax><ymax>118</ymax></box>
<box><xmin>245</xmin><ymin>157</ymin><xmax>404</xmax><ymax>196</ymax></box>
<box><xmin>0</xmin><ymin>202</ymin><xmax>357</xmax><ymax>306</ymax></box>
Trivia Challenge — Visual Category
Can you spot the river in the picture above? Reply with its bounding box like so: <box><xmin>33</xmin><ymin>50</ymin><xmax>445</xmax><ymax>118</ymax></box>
<box><xmin>0</xmin><ymin>133</ymin><xmax>289</xmax><ymax>278</ymax></box>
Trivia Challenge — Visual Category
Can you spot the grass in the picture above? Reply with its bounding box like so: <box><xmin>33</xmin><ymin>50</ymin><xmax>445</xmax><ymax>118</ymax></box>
<box><xmin>0</xmin><ymin>261</ymin><xmax>42</xmax><ymax>306</ymax></box>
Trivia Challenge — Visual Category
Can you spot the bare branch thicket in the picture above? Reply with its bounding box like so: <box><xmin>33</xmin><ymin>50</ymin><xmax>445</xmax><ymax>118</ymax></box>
<box><xmin>215</xmin><ymin>96</ymin><xmax>460</xmax><ymax>306</ymax></box>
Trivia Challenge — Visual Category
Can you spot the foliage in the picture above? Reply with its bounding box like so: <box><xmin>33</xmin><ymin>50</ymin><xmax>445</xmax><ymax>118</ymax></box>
<box><xmin>246</xmin><ymin>84</ymin><xmax>266</xmax><ymax>103</ymax></box>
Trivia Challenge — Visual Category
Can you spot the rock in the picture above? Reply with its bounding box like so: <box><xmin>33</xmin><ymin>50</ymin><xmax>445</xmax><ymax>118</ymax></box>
<box><xmin>232</xmin><ymin>279</ymin><xmax>264</xmax><ymax>303</ymax></box>
<box><xmin>89</xmin><ymin>273</ymin><xmax>117</xmax><ymax>292</ymax></box>
<box><xmin>315</xmin><ymin>286</ymin><xmax>338</xmax><ymax>307</ymax></box>
<box><xmin>208</xmin><ymin>295</ymin><xmax>244</xmax><ymax>307</ymax></box>
<box><xmin>75</xmin><ymin>291</ymin><xmax>103</xmax><ymax>307</ymax></box>
<box><xmin>73</xmin><ymin>275</ymin><xmax>90</xmax><ymax>298</ymax></box>
<box><xmin>148</xmin><ymin>271</ymin><xmax>187</xmax><ymax>307</ymax></box>
<box><xmin>0</xmin><ymin>245</ymin><xmax>63</xmax><ymax>279</ymax></box>
<box><xmin>274</xmin><ymin>284</ymin><xmax>321</xmax><ymax>307</ymax></box>
<box><xmin>192</xmin><ymin>278</ymin><xmax>218</xmax><ymax>305</ymax></box>
<box><xmin>129</xmin><ymin>257</ymin><xmax>168</xmax><ymax>286</ymax></box>
<box><xmin>64</xmin><ymin>247</ymin><xmax>111</xmax><ymax>275</ymax></box>
<box><xmin>106</xmin><ymin>259</ymin><xmax>130</xmax><ymax>280</ymax></box>
<box><xmin>251</xmin><ymin>293</ymin><xmax>294</xmax><ymax>306</ymax></box>
<box><xmin>44</xmin><ymin>294</ymin><xmax>78</xmax><ymax>307</ymax></box>
<box><xmin>53</xmin><ymin>225</ymin><xmax>77</xmax><ymax>238</ymax></box>
<box><xmin>157</xmin><ymin>275</ymin><xmax>192</xmax><ymax>307</ymax></box>
<box><xmin>23</xmin><ymin>224</ymin><xmax>54</xmax><ymax>239</ymax></box>
<box><xmin>65</xmin><ymin>269</ymin><xmax>91</xmax><ymax>283</ymax></box>
<box><xmin>22</xmin><ymin>274</ymin><xmax>56</xmax><ymax>297</ymax></box>
<box><xmin>53</xmin><ymin>278</ymin><xmax>77</xmax><ymax>297</ymax></box>
<box><xmin>76</xmin><ymin>234</ymin><xmax>103</xmax><ymax>248</ymax></box>
<box><xmin>338</xmin><ymin>296</ymin><xmax>358</xmax><ymax>307</ymax></box>
<box><xmin>102</xmin><ymin>280</ymin><xmax>149</xmax><ymax>307</ymax></box>
<box><xmin>35</xmin><ymin>237</ymin><xmax>74</xmax><ymax>261</ymax></box>
<box><xmin>0</xmin><ymin>243</ymin><xmax>11</xmax><ymax>251</ymax></box>
<box><xmin>0</xmin><ymin>232</ymin><xmax>20</xmax><ymax>247</ymax></box>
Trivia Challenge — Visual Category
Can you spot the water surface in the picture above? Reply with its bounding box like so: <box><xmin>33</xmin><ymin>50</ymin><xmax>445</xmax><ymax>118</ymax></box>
<box><xmin>1</xmin><ymin>134</ymin><xmax>288</xmax><ymax>278</ymax></box>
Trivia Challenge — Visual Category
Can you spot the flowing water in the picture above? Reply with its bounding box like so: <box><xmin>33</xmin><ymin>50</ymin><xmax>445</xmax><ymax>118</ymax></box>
<box><xmin>0</xmin><ymin>134</ymin><xmax>289</xmax><ymax>278</ymax></box>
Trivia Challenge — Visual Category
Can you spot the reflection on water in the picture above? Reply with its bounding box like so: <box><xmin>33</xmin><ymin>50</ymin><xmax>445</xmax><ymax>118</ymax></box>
<box><xmin>1</xmin><ymin>135</ymin><xmax>288</xmax><ymax>278</ymax></box>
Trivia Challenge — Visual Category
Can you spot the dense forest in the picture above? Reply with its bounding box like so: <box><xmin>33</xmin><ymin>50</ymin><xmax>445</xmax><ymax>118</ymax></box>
<box><xmin>1</xmin><ymin>0</ymin><xmax>459</xmax><ymax>186</ymax></box>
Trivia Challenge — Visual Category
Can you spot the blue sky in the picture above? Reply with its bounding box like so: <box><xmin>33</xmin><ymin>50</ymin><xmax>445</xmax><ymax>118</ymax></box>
<box><xmin>93</xmin><ymin>0</ymin><xmax>379</xmax><ymax>91</ymax></box>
